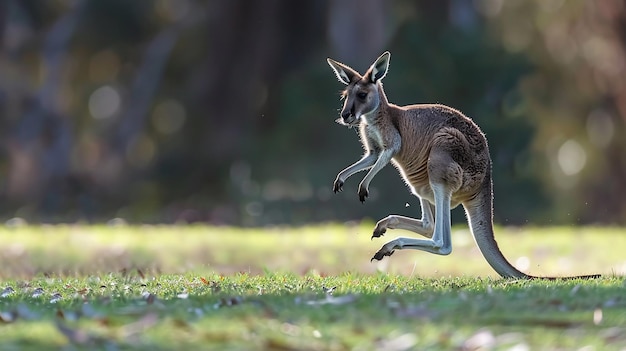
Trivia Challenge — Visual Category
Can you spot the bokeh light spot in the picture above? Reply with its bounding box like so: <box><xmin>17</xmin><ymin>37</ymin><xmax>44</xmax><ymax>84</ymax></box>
<box><xmin>89</xmin><ymin>85</ymin><xmax>121</xmax><ymax>119</ymax></box>
<box><xmin>557</xmin><ymin>139</ymin><xmax>587</xmax><ymax>176</ymax></box>
<box><xmin>586</xmin><ymin>109</ymin><xmax>614</xmax><ymax>148</ymax></box>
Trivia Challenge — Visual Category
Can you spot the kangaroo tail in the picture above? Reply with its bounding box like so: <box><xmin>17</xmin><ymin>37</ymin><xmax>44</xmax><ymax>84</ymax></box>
<box><xmin>464</xmin><ymin>172</ymin><xmax>600</xmax><ymax>280</ymax></box>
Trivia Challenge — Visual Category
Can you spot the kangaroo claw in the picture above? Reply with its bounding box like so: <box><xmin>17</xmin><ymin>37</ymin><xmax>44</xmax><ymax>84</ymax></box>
<box><xmin>333</xmin><ymin>179</ymin><xmax>344</xmax><ymax>193</ymax></box>
<box><xmin>371</xmin><ymin>249</ymin><xmax>395</xmax><ymax>261</ymax></box>
<box><xmin>371</xmin><ymin>226</ymin><xmax>386</xmax><ymax>240</ymax></box>
<box><xmin>358</xmin><ymin>187</ymin><xmax>368</xmax><ymax>202</ymax></box>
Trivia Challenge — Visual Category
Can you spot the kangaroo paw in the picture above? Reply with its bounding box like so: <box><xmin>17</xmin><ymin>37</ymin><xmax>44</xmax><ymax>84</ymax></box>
<box><xmin>358</xmin><ymin>187</ymin><xmax>369</xmax><ymax>203</ymax></box>
<box><xmin>333</xmin><ymin>179</ymin><xmax>344</xmax><ymax>193</ymax></box>
<box><xmin>371</xmin><ymin>225</ymin><xmax>386</xmax><ymax>240</ymax></box>
<box><xmin>371</xmin><ymin>248</ymin><xmax>395</xmax><ymax>261</ymax></box>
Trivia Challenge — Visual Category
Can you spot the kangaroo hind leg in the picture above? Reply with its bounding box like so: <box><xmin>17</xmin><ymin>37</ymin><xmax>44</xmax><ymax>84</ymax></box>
<box><xmin>372</xmin><ymin>198</ymin><xmax>435</xmax><ymax>239</ymax></box>
<box><xmin>371</xmin><ymin>149</ymin><xmax>461</xmax><ymax>261</ymax></box>
<box><xmin>371</xmin><ymin>182</ymin><xmax>455</xmax><ymax>261</ymax></box>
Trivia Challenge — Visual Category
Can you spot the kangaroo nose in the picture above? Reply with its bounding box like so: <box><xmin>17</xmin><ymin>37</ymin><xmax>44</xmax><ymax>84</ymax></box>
<box><xmin>342</xmin><ymin>106</ymin><xmax>355</xmax><ymax>120</ymax></box>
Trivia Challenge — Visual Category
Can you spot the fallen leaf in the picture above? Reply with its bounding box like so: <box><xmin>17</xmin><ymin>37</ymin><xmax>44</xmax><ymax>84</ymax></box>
<box><xmin>384</xmin><ymin>284</ymin><xmax>396</xmax><ymax>293</ymax></box>
<box><xmin>50</xmin><ymin>293</ymin><xmax>62</xmax><ymax>304</ymax></box>
<box><xmin>593</xmin><ymin>308</ymin><xmax>603</xmax><ymax>325</ymax></box>
<box><xmin>463</xmin><ymin>329</ymin><xmax>495</xmax><ymax>351</ymax></box>
<box><xmin>1</xmin><ymin>287</ymin><xmax>14</xmax><ymax>298</ymax></box>
<box><xmin>0</xmin><ymin>311</ymin><xmax>17</xmax><ymax>323</ymax></box>
<box><xmin>144</xmin><ymin>293</ymin><xmax>156</xmax><ymax>305</ymax></box>
<box><xmin>322</xmin><ymin>286</ymin><xmax>336</xmax><ymax>294</ymax></box>
<box><xmin>375</xmin><ymin>332</ymin><xmax>418</xmax><ymax>351</ymax></box>
<box><xmin>31</xmin><ymin>287</ymin><xmax>44</xmax><ymax>298</ymax></box>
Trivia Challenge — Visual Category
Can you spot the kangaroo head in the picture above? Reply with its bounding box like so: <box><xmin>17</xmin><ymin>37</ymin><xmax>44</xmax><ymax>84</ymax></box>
<box><xmin>327</xmin><ymin>52</ymin><xmax>390</xmax><ymax>126</ymax></box>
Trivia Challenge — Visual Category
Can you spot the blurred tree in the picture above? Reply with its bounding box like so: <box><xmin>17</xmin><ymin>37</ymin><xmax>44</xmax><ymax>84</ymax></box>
<box><xmin>0</xmin><ymin>0</ymin><xmax>623</xmax><ymax>225</ymax></box>
<box><xmin>4</xmin><ymin>0</ymin><xmax>85</xmax><ymax>219</ymax></box>
<box><xmin>481</xmin><ymin>0</ymin><xmax>626</xmax><ymax>223</ymax></box>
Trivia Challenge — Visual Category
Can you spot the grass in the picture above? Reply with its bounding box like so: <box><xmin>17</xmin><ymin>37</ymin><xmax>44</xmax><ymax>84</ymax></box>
<box><xmin>0</xmin><ymin>224</ymin><xmax>625</xmax><ymax>350</ymax></box>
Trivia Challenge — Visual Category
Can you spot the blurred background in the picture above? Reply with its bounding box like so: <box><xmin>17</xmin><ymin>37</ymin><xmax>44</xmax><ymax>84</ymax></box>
<box><xmin>0</xmin><ymin>0</ymin><xmax>624</xmax><ymax>226</ymax></box>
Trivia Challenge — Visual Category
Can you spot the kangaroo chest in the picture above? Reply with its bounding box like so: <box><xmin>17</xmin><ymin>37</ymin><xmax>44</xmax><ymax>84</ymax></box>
<box><xmin>360</xmin><ymin>122</ymin><xmax>388</xmax><ymax>151</ymax></box>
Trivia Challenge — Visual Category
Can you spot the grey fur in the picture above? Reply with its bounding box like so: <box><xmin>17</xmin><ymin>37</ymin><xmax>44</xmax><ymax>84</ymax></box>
<box><xmin>327</xmin><ymin>52</ymin><xmax>600</xmax><ymax>279</ymax></box>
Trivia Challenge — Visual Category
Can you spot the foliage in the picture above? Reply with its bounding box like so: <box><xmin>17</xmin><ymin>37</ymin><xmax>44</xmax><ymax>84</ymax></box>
<box><xmin>1</xmin><ymin>1</ymin><xmax>625</xmax><ymax>224</ymax></box>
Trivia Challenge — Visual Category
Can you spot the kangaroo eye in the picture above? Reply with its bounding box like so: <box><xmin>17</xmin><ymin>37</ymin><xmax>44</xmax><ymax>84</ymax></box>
<box><xmin>357</xmin><ymin>92</ymin><xmax>367</xmax><ymax>99</ymax></box>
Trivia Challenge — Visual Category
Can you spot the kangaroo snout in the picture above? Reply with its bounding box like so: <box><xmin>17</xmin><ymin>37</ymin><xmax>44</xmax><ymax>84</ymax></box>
<box><xmin>341</xmin><ymin>107</ymin><xmax>358</xmax><ymax>125</ymax></box>
<box><xmin>341</xmin><ymin>112</ymin><xmax>353</xmax><ymax>123</ymax></box>
<box><xmin>342</xmin><ymin>115</ymin><xmax>357</xmax><ymax>125</ymax></box>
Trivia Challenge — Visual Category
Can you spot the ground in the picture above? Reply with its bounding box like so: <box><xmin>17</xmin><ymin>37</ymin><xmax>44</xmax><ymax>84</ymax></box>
<box><xmin>0</xmin><ymin>224</ymin><xmax>624</xmax><ymax>350</ymax></box>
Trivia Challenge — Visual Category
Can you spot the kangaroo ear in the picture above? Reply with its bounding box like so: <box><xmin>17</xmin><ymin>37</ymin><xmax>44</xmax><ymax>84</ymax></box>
<box><xmin>369</xmin><ymin>51</ymin><xmax>390</xmax><ymax>83</ymax></box>
<box><xmin>327</xmin><ymin>58</ymin><xmax>359</xmax><ymax>85</ymax></box>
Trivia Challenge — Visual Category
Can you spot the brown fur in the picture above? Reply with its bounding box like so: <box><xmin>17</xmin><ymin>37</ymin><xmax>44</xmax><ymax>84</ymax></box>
<box><xmin>327</xmin><ymin>52</ymin><xmax>600</xmax><ymax>279</ymax></box>
<box><xmin>384</xmin><ymin>102</ymin><xmax>488</xmax><ymax>206</ymax></box>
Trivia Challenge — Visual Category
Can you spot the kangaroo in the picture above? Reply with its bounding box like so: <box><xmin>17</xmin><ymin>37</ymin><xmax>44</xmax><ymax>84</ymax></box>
<box><xmin>327</xmin><ymin>51</ymin><xmax>600</xmax><ymax>279</ymax></box>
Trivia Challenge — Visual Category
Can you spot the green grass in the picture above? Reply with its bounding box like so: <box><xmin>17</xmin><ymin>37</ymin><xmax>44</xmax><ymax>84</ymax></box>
<box><xmin>0</xmin><ymin>224</ymin><xmax>625</xmax><ymax>350</ymax></box>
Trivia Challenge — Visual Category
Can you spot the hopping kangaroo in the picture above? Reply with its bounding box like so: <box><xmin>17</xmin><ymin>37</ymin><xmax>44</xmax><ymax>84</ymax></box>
<box><xmin>327</xmin><ymin>51</ymin><xmax>599</xmax><ymax>279</ymax></box>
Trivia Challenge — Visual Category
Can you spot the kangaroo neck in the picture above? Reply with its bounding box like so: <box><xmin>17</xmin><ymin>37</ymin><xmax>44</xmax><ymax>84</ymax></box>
<box><xmin>377</xmin><ymin>82</ymin><xmax>389</xmax><ymax>102</ymax></box>
<box><xmin>363</xmin><ymin>83</ymin><xmax>389</xmax><ymax>125</ymax></box>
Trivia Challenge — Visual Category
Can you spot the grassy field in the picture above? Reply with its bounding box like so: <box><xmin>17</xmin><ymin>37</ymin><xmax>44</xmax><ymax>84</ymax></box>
<box><xmin>0</xmin><ymin>224</ymin><xmax>625</xmax><ymax>350</ymax></box>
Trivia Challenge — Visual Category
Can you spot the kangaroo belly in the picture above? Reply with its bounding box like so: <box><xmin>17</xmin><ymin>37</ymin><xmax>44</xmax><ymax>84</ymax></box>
<box><xmin>392</xmin><ymin>158</ymin><xmax>435</xmax><ymax>202</ymax></box>
<box><xmin>392</xmin><ymin>158</ymin><xmax>465</xmax><ymax>209</ymax></box>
